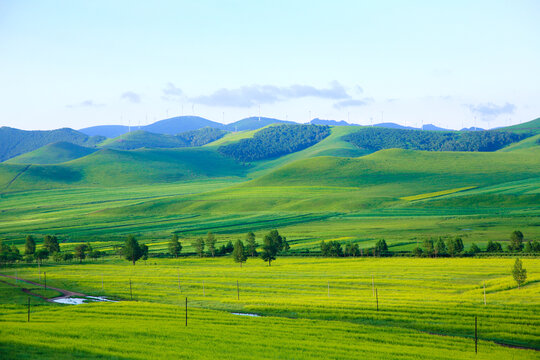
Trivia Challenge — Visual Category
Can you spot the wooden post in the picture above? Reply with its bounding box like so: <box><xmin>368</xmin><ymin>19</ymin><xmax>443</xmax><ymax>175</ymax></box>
<box><xmin>185</xmin><ymin>297</ymin><xmax>188</xmax><ymax>326</ymax></box>
<box><xmin>129</xmin><ymin>279</ymin><xmax>133</xmax><ymax>301</ymax></box>
<box><xmin>372</xmin><ymin>275</ymin><xmax>375</xmax><ymax>297</ymax></box>
<box><xmin>27</xmin><ymin>297</ymin><xmax>30</xmax><ymax>322</ymax></box>
<box><xmin>475</xmin><ymin>316</ymin><xmax>478</xmax><ymax>354</ymax></box>
<box><xmin>237</xmin><ymin>280</ymin><xmax>239</xmax><ymax>300</ymax></box>
<box><xmin>376</xmin><ymin>288</ymin><xmax>379</xmax><ymax>312</ymax></box>
<box><xmin>483</xmin><ymin>281</ymin><xmax>486</xmax><ymax>306</ymax></box>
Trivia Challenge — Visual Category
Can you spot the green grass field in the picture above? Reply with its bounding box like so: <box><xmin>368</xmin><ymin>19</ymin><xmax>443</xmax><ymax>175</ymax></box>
<box><xmin>0</xmin><ymin>257</ymin><xmax>538</xmax><ymax>359</ymax></box>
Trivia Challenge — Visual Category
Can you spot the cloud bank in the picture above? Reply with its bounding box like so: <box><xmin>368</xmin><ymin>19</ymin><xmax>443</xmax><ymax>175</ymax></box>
<box><xmin>66</xmin><ymin>100</ymin><xmax>104</xmax><ymax>108</ymax></box>
<box><xmin>192</xmin><ymin>81</ymin><xmax>350</xmax><ymax>107</ymax></box>
<box><xmin>468</xmin><ymin>102</ymin><xmax>516</xmax><ymax>117</ymax></box>
<box><xmin>121</xmin><ymin>91</ymin><xmax>141</xmax><ymax>103</ymax></box>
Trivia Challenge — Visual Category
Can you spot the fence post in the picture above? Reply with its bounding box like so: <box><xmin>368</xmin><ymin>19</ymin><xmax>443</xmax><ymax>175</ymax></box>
<box><xmin>475</xmin><ymin>316</ymin><xmax>478</xmax><ymax>354</ymax></box>
<box><xmin>376</xmin><ymin>288</ymin><xmax>379</xmax><ymax>311</ymax></box>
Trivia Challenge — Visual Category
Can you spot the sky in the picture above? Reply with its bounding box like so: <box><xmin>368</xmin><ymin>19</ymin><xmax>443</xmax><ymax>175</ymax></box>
<box><xmin>0</xmin><ymin>0</ymin><xmax>539</xmax><ymax>130</ymax></box>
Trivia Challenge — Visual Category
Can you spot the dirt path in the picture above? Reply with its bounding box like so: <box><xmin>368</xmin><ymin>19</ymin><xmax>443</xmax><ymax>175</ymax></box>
<box><xmin>0</xmin><ymin>273</ymin><xmax>87</xmax><ymax>303</ymax></box>
<box><xmin>4</xmin><ymin>164</ymin><xmax>30</xmax><ymax>190</ymax></box>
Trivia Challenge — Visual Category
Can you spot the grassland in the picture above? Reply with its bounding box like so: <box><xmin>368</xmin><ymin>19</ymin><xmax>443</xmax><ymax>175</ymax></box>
<box><xmin>0</xmin><ymin>257</ymin><xmax>538</xmax><ymax>359</ymax></box>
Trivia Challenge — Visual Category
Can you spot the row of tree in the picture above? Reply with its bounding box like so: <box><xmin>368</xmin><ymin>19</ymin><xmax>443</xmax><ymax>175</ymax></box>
<box><xmin>169</xmin><ymin>230</ymin><xmax>290</xmax><ymax>266</ymax></box>
<box><xmin>0</xmin><ymin>235</ymin><xmax>106</xmax><ymax>265</ymax></box>
<box><xmin>319</xmin><ymin>231</ymin><xmax>539</xmax><ymax>258</ymax></box>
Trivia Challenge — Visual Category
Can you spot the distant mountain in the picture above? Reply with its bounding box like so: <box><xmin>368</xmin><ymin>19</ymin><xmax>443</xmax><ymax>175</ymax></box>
<box><xmin>421</xmin><ymin>124</ymin><xmax>451</xmax><ymax>131</ymax></box>
<box><xmin>143</xmin><ymin>116</ymin><xmax>223</xmax><ymax>135</ymax></box>
<box><xmin>80</xmin><ymin>116</ymin><xmax>223</xmax><ymax>138</ymax></box>
<box><xmin>224</xmin><ymin>117</ymin><xmax>295</xmax><ymax>131</ymax></box>
<box><xmin>373</xmin><ymin>122</ymin><xmax>419</xmax><ymax>130</ymax></box>
<box><xmin>7</xmin><ymin>141</ymin><xmax>97</xmax><ymax>164</ymax></box>
<box><xmin>0</xmin><ymin>127</ymin><xmax>104</xmax><ymax>162</ymax></box>
<box><xmin>460</xmin><ymin>127</ymin><xmax>485</xmax><ymax>131</ymax></box>
<box><xmin>78</xmin><ymin>125</ymin><xmax>129</xmax><ymax>138</ymax></box>
<box><xmin>309</xmin><ymin>118</ymin><xmax>359</xmax><ymax>126</ymax></box>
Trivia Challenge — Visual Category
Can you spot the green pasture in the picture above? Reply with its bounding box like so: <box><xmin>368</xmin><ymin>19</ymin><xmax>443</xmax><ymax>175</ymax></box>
<box><xmin>0</xmin><ymin>257</ymin><xmax>538</xmax><ymax>359</ymax></box>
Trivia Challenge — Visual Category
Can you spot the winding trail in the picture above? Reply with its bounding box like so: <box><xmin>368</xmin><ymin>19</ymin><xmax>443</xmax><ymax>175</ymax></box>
<box><xmin>3</xmin><ymin>164</ymin><xmax>31</xmax><ymax>190</ymax></box>
<box><xmin>0</xmin><ymin>272</ymin><xmax>87</xmax><ymax>303</ymax></box>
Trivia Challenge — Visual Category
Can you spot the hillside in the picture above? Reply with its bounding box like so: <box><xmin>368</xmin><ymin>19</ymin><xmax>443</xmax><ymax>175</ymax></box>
<box><xmin>0</xmin><ymin>127</ymin><xmax>105</xmax><ymax>162</ymax></box>
<box><xmin>101</xmin><ymin>146</ymin><xmax>539</xmax><ymax>217</ymax></box>
<box><xmin>98</xmin><ymin>130</ymin><xmax>188</xmax><ymax>150</ymax></box>
<box><xmin>6</xmin><ymin>142</ymin><xmax>97</xmax><ymax>164</ymax></box>
<box><xmin>497</xmin><ymin>117</ymin><xmax>540</xmax><ymax>134</ymax></box>
<box><xmin>0</xmin><ymin>147</ymin><xmax>247</xmax><ymax>191</ymax></box>
<box><xmin>99</xmin><ymin>128</ymin><xmax>228</xmax><ymax>150</ymax></box>
<box><xmin>218</xmin><ymin>124</ymin><xmax>331</xmax><ymax>162</ymax></box>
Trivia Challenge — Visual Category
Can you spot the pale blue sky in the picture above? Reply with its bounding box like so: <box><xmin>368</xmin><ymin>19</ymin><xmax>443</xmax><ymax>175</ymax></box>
<box><xmin>1</xmin><ymin>0</ymin><xmax>538</xmax><ymax>130</ymax></box>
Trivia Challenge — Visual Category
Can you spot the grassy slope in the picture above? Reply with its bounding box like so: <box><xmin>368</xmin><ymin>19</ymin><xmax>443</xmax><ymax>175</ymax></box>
<box><xmin>6</xmin><ymin>142</ymin><xmax>97</xmax><ymax>164</ymax></box>
<box><xmin>97</xmin><ymin>130</ymin><xmax>188</xmax><ymax>149</ymax></box>
<box><xmin>496</xmin><ymin>117</ymin><xmax>540</xmax><ymax>134</ymax></box>
<box><xmin>498</xmin><ymin>133</ymin><xmax>540</xmax><ymax>152</ymax></box>
<box><xmin>0</xmin><ymin>147</ymin><xmax>247</xmax><ymax>191</ymax></box>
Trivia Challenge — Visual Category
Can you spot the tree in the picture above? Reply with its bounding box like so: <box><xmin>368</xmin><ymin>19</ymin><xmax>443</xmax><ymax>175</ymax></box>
<box><xmin>43</xmin><ymin>235</ymin><xmax>60</xmax><ymax>254</ymax></box>
<box><xmin>191</xmin><ymin>238</ymin><xmax>205</xmax><ymax>257</ymax></box>
<box><xmin>0</xmin><ymin>242</ymin><xmax>21</xmax><ymax>264</ymax></box>
<box><xmin>246</xmin><ymin>232</ymin><xmax>258</xmax><ymax>257</ymax></box>
<box><xmin>512</xmin><ymin>258</ymin><xmax>527</xmax><ymax>288</ymax></box>
<box><xmin>168</xmin><ymin>234</ymin><xmax>182</xmax><ymax>258</ymax></box>
<box><xmin>447</xmin><ymin>237</ymin><xmax>464</xmax><ymax>257</ymax></box>
<box><xmin>232</xmin><ymin>240</ymin><xmax>247</xmax><ymax>267</ymax></box>
<box><xmin>206</xmin><ymin>232</ymin><xmax>217</xmax><ymax>257</ymax></box>
<box><xmin>140</xmin><ymin>244</ymin><xmax>149</xmax><ymax>262</ymax></box>
<box><xmin>524</xmin><ymin>241</ymin><xmax>532</xmax><ymax>253</ymax></box>
<box><xmin>468</xmin><ymin>243</ymin><xmax>481</xmax><ymax>255</ymax></box>
<box><xmin>261</xmin><ymin>230</ymin><xmax>286</xmax><ymax>266</ymax></box>
<box><xmin>509</xmin><ymin>230</ymin><xmax>524</xmax><ymax>252</ymax></box>
<box><xmin>25</xmin><ymin>235</ymin><xmax>36</xmax><ymax>255</ymax></box>
<box><xmin>413</xmin><ymin>246</ymin><xmax>423</xmax><ymax>257</ymax></box>
<box><xmin>435</xmin><ymin>237</ymin><xmax>447</xmax><ymax>257</ymax></box>
<box><xmin>422</xmin><ymin>239</ymin><xmax>434</xmax><ymax>257</ymax></box>
<box><xmin>486</xmin><ymin>240</ymin><xmax>503</xmax><ymax>253</ymax></box>
<box><xmin>123</xmin><ymin>235</ymin><xmax>143</xmax><ymax>265</ymax></box>
<box><xmin>34</xmin><ymin>248</ymin><xmax>49</xmax><ymax>264</ymax></box>
<box><xmin>344</xmin><ymin>242</ymin><xmax>360</xmax><ymax>257</ymax></box>
<box><xmin>74</xmin><ymin>244</ymin><xmax>87</xmax><ymax>263</ymax></box>
<box><xmin>374</xmin><ymin>239</ymin><xmax>388</xmax><ymax>257</ymax></box>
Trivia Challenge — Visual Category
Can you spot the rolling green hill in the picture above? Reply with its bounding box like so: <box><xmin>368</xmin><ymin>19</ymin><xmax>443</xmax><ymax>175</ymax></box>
<box><xmin>497</xmin><ymin>117</ymin><xmax>540</xmax><ymax>134</ymax></box>
<box><xmin>0</xmin><ymin>127</ymin><xmax>105</xmax><ymax>162</ymax></box>
<box><xmin>0</xmin><ymin>147</ymin><xmax>247</xmax><ymax>191</ymax></box>
<box><xmin>6</xmin><ymin>142</ymin><xmax>97</xmax><ymax>164</ymax></box>
<box><xmin>98</xmin><ymin>146</ymin><xmax>540</xmax><ymax>217</ymax></box>
<box><xmin>99</xmin><ymin>128</ymin><xmax>228</xmax><ymax>150</ymax></box>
